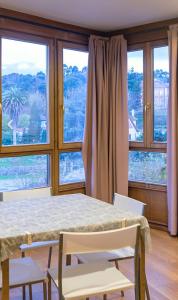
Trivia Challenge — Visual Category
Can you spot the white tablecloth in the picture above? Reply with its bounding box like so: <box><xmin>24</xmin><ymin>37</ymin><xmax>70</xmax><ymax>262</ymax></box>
<box><xmin>0</xmin><ymin>193</ymin><xmax>151</xmax><ymax>263</ymax></box>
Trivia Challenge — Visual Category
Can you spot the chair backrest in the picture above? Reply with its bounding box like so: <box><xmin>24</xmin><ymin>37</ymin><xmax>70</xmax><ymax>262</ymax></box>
<box><xmin>114</xmin><ymin>193</ymin><xmax>146</xmax><ymax>216</ymax></box>
<box><xmin>60</xmin><ymin>224</ymin><xmax>140</xmax><ymax>255</ymax></box>
<box><xmin>57</xmin><ymin>225</ymin><xmax>141</xmax><ymax>297</ymax></box>
<box><xmin>2</xmin><ymin>187</ymin><xmax>51</xmax><ymax>201</ymax></box>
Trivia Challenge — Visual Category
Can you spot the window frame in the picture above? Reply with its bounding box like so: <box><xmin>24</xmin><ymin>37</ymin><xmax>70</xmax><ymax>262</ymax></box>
<box><xmin>128</xmin><ymin>39</ymin><xmax>168</xmax><ymax>188</ymax></box>
<box><xmin>128</xmin><ymin>43</ymin><xmax>146</xmax><ymax>149</ymax></box>
<box><xmin>0</xmin><ymin>30</ymin><xmax>55</xmax><ymax>153</ymax></box>
<box><xmin>0</xmin><ymin>150</ymin><xmax>52</xmax><ymax>191</ymax></box>
<box><xmin>57</xmin><ymin>41</ymin><xmax>88</xmax><ymax>150</ymax></box>
<box><xmin>57</xmin><ymin>41</ymin><xmax>88</xmax><ymax>190</ymax></box>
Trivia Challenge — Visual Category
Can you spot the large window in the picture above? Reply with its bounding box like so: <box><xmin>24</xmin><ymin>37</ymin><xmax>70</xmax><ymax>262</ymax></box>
<box><xmin>0</xmin><ymin>34</ymin><xmax>88</xmax><ymax>193</ymax></box>
<box><xmin>128</xmin><ymin>50</ymin><xmax>144</xmax><ymax>142</ymax></box>
<box><xmin>2</xmin><ymin>38</ymin><xmax>49</xmax><ymax>146</ymax></box>
<box><xmin>59</xmin><ymin>152</ymin><xmax>85</xmax><ymax>185</ymax></box>
<box><xmin>58</xmin><ymin>42</ymin><xmax>88</xmax><ymax>188</ymax></box>
<box><xmin>128</xmin><ymin>42</ymin><xmax>169</xmax><ymax>186</ymax></box>
<box><xmin>63</xmin><ymin>49</ymin><xmax>88</xmax><ymax>143</ymax></box>
<box><xmin>153</xmin><ymin>47</ymin><xmax>169</xmax><ymax>142</ymax></box>
<box><xmin>0</xmin><ymin>155</ymin><xmax>49</xmax><ymax>191</ymax></box>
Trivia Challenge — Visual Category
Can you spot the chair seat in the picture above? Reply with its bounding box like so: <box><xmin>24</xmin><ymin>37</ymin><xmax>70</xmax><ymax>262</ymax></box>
<box><xmin>20</xmin><ymin>240</ymin><xmax>58</xmax><ymax>252</ymax></box>
<box><xmin>0</xmin><ymin>257</ymin><xmax>46</xmax><ymax>288</ymax></box>
<box><xmin>48</xmin><ymin>261</ymin><xmax>134</xmax><ymax>299</ymax></box>
<box><xmin>76</xmin><ymin>247</ymin><xmax>135</xmax><ymax>264</ymax></box>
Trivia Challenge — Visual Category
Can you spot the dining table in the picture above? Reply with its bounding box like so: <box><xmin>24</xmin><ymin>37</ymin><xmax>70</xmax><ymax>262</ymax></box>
<box><xmin>0</xmin><ymin>193</ymin><xmax>151</xmax><ymax>300</ymax></box>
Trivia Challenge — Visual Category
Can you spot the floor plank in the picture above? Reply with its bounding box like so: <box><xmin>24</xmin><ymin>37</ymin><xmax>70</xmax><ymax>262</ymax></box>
<box><xmin>1</xmin><ymin>229</ymin><xmax>178</xmax><ymax>299</ymax></box>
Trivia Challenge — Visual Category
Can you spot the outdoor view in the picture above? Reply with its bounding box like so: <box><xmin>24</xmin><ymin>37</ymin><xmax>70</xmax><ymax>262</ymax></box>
<box><xmin>59</xmin><ymin>49</ymin><xmax>88</xmax><ymax>184</ymax></box>
<box><xmin>128</xmin><ymin>50</ymin><xmax>144</xmax><ymax>142</ymax></box>
<box><xmin>59</xmin><ymin>152</ymin><xmax>85</xmax><ymax>184</ymax></box>
<box><xmin>0</xmin><ymin>39</ymin><xmax>168</xmax><ymax>190</ymax></box>
<box><xmin>63</xmin><ymin>49</ymin><xmax>88</xmax><ymax>143</ymax></box>
<box><xmin>129</xmin><ymin>151</ymin><xmax>167</xmax><ymax>185</ymax></box>
<box><xmin>2</xmin><ymin>38</ymin><xmax>49</xmax><ymax>146</ymax></box>
<box><xmin>153</xmin><ymin>46</ymin><xmax>169</xmax><ymax>142</ymax></box>
<box><xmin>128</xmin><ymin>46</ymin><xmax>169</xmax><ymax>185</ymax></box>
<box><xmin>0</xmin><ymin>155</ymin><xmax>49</xmax><ymax>191</ymax></box>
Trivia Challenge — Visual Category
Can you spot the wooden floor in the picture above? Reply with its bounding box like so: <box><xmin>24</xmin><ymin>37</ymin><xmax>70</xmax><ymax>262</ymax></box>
<box><xmin>1</xmin><ymin>229</ymin><xmax>178</xmax><ymax>300</ymax></box>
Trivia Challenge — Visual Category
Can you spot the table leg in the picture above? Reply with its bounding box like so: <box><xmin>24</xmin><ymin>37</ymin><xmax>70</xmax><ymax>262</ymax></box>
<box><xmin>1</xmin><ymin>258</ymin><xmax>9</xmax><ymax>300</ymax></box>
<box><xmin>139</xmin><ymin>235</ymin><xmax>145</xmax><ymax>300</ymax></box>
<box><xmin>66</xmin><ymin>254</ymin><xmax>71</xmax><ymax>266</ymax></box>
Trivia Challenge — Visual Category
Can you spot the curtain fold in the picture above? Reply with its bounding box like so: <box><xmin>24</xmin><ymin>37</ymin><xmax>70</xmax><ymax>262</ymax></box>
<box><xmin>167</xmin><ymin>25</ymin><xmax>178</xmax><ymax>235</ymax></box>
<box><xmin>83</xmin><ymin>35</ymin><xmax>128</xmax><ymax>203</ymax></box>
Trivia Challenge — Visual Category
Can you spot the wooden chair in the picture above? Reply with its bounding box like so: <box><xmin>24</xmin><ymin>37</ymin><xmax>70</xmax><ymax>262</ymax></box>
<box><xmin>2</xmin><ymin>187</ymin><xmax>51</xmax><ymax>201</ymax></box>
<box><xmin>47</xmin><ymin>224</ymin><xmax>141</xmax><ymax>300</ymax></box>
<box><xmin>114</xmin><ymin>193</ymin><xmax>146</xmax><ymax>216</ymax></box>
<box><xmin>20</xmin><ymin>240</ymin><xmax>58</xmax><ymax>300</ymax></box>
<box><xmin>0</xmin><ymin>257</ymin><xmax>47</xmax><ymax>300</ymax></box>
<box><xmin>2</xmin><ymin>188</ymin><xmax>58</xmax><ymax>300</ymax></box>
<box><xmin>76</xmin><ymin>193</ymin><xmax>150</xmax><ymax>299</ymax></box>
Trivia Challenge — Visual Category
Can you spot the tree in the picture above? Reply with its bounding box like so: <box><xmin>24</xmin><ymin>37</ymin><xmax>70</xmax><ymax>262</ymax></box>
<box><xmin>28</xmin><ymin>102</ymin><xmax>41</xmax><ymax>143</ymax></box>
<box><xmin>2</xmin><ymin>87</ymin><xmax>27</xmax><ymax>145</ymax></box>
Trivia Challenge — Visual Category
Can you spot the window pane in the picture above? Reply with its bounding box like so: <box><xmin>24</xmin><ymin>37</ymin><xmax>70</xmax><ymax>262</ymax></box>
<box><xmin>128</xmin><ymin>50</ymin><xmax>144</xmax><ymax>142</ymax></box>
<box><xmin>2</xmin><ymin>38</ymin><xmax>49</xmax><ymax>146</ymax></box>
<box><xmin>63</xmin><ymin>49</ymin><xmax>88</xmax><ymax>143</ymax></box>
<box><xmin>0</xmin><ymin>155</ymin><xmax>49</xmax><ymax>191</ymax></box>
<box><xmin>153</xmin><ymin>46</ymin><xmax>169</xmax><ymax>142</ymax></box>
<box><xmin>129</xmin><ymin>151</ymin><xmax>167</xmax><ymax>185</ymax></box>
<box><xmin>59</xmin><ymin>152</ymin><xmax>85</xmax><ymax>184</ymax></box>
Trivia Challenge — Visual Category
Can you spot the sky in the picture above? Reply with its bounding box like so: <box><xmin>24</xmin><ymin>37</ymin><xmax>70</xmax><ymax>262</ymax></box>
<box><xmin>2</xmin><ymin>38</ymin><xmax>88</xmax><ymax>75</ymax></box>
<box><xmin>2</xmin><ymin>38</ymin><xmax>168</xmax><ymax>75</ymax></box>
<box><xmin>128</xmin><ymin>47</ymin><xmax>169</xmax><ymax>72</ymax></box>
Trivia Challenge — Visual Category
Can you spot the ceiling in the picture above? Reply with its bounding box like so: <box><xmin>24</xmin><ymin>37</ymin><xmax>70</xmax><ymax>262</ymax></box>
<box><xmin>0</xmin><ymin>0</ymin><xmax>178</xmax><ymax>31</ymax></box>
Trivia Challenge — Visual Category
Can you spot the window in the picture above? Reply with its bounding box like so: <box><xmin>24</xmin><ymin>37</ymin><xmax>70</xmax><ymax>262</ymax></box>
<box><xmin>59</xmin><ymin>152</ymin><xmax>85</xmax><ymax>184</ymax></box>
<box><xmin>2</xmin><ymin>38</ymin><xmax>49</xmax><ymax>146</ymax></box>
<box><xmin>58</xmin><ymin>42</ymin><xmax>88</xmax><ymax>188</ymax></box>
<box><xmin>129</xmin><ymin>151</ymin><xmax>166</xmax><ymax>185</ymax></box>
<box><xmin>153</xmin><ymin>47</ymin><xmax>169</xmax><ymax>142</ymax></box>
<box><xmin>0</xmin><ymin>155</ymin><xmax>49</xmax><ymax>191</ymax></box>
<box><xmin>128</xmin><ymin>50</ymin><xmax>144</xmax><ymax>142</ymax></box>
<box><xmin>0</xmin><ymin>34</ymin><xmax>88</xmax><ymax>193</ymax></box>
<box><xmin>128</xmin><ymin>42</ymin><xmax>169</xmax><ymax>186</ymax></box>
<box><xmin>63</xmin><ymin>49</ymin><xmax>88</xmax><ymax>143</ymax></box>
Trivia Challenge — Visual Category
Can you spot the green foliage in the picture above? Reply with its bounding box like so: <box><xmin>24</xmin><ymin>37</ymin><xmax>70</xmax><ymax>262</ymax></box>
<box><xmin>18</xmin><ymin>114</ymin><xmax>30</xmax><ymax>128</ymax></box>
<box><xmin>2</xmin><ymin>87</ymin><xmax>27</xmax><ymax>126</ymax></box>
<box><xmin>28</xmin><ymin>102</ymin><xmax>41</xmax><ymax>144</ymax></box>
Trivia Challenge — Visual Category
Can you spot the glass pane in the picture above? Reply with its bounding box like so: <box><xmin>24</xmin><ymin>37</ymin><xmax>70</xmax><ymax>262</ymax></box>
<box><xmin>129</xmin><ymin>151</ymin><xmax>167</xmax><ymax>185</ymax></box>
<box><xmin>2</xmin><ymin>38</ymin><xmax>49</xmax><ymax>146</ymax></box>
<box><xmin>128</xmin><ymin>50</ymin><xmax>144</xmax><ymax>142</ymax></box>
<box><xmin>59</xmin><ymin>152</ymin><xmax>85</xmax><ymax>184</ymax></box>
<box><xmin>0</xmin><ymin>155</ymin><xmax>49</xmax><ymax>191</ymax></box>
<box><xmin>153</xmin><ymin>46</ymin><xmax>169</xmax><ymax>142</ymax></box>
<box><xmin>63</xmin><ymin>49</ymin><xmax>88</xmax><ymax>143</ymax></box>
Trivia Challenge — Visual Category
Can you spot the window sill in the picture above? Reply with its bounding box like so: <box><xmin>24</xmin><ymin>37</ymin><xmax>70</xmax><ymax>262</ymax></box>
<box><xmin>128</xmin><ymin>181</ymin><xmax>167</xmax><ymax>192</ymax></box>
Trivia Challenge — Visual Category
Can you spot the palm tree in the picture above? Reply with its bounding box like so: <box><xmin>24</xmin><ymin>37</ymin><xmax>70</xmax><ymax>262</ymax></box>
<box><xmin>2</xmin><ymin>87</ymin><xmax>27</xmax><ymax>145</ymax></box>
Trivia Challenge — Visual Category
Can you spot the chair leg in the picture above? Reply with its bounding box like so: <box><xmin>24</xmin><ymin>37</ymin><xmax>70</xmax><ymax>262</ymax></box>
<box><xmin>145</xmin><ymin>274</ymin><xmax>150</xmax><ymax>300</ymax></box>
<box><xmin>114</xmin><ymin>260</ymin><xmax>124</xmax><ymax>297</ymax></box>
<box><xmin>43</xmin><ymin>281</ymin><xmax>47</xmax><ymax>300</ymax></box>
<box><xmin>48</xmin><ymin>247</ymin><xmax>53</xmax><ymax>269</ymax></box>
<box><xmin>22</xmin><ymin>286</ymin><xmax>26</xmax><ymax>300</ymax></box>
<box><xmin>48</xmin><ymin>274</ymin><xmax>52</xmax><ymax>300</ymax></box>
<box><xmin>29</xmin><ymin>284</ymin><xmax>33</xmax><ymax>300</ymax></box>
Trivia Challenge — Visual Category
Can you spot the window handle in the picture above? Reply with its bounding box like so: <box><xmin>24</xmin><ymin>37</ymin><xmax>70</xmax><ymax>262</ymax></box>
<box><xmin>59</xmin><ymin>104</ymin><xmax>65</xmax><ymax>112</ymax></box>
<box><xmin>145</xmin><ymin>103</ymin><xmax>151</xmax><ymax>112</ymax></box>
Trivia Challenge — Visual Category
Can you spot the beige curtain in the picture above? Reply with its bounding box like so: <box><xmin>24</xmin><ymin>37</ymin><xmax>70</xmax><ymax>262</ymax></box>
<box><xmin>83</xmin><ymin>35</ymin><xmax>128</xmax><ymax>203</ymax></box>
<box><xmin>167</xmin><ymin>25</ymin><xmax>178</xmax><ymax>235</ymax></box>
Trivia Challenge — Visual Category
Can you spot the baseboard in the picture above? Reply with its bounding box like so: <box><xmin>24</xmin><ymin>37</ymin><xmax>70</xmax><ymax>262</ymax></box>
<box><xmin>149</xmin><ymin>221</ymin><xmax>168</xmax><ymax>232</ymax></box>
